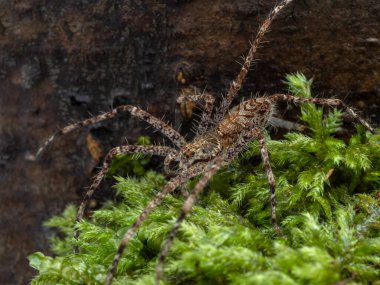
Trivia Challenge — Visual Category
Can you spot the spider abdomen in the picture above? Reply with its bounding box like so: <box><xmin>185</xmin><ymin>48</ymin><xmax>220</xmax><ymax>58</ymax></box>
<box><xmin>216</xmin><ymin>98</ymin><xmax>274</xmax><ymax>139</ymax></box>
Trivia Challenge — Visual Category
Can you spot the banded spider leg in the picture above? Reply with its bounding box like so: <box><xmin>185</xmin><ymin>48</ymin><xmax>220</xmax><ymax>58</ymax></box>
<box><xmin>214</xmin><ymin>0</ymin><xmax>295</xmax><ymax>122</ymax></box>
<box><xmin>33</xmin><ymin>104</ymin><xmax>189</xmax><ymax>240</ymax></box>
<box><xmin>75</xmin><ymin>145</ymin><xmax>178</xmax><ymax>230</ymax></box>
<box><xmin>267</xmin><ymin>94</ymin><xmax>375</xmax><ymax>133</ymax></box>
<box><xmin>104</xmin><ymin>162</ymin><xmax>208</xmax><ymax>285</ymax></box>
<box><xmin>33</xmin><ymin>104</ymin><xmax>186</xmax><ymax>160</ymax></box>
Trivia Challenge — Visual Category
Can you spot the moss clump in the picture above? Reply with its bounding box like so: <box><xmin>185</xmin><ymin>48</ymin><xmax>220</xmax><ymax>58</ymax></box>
<box><xmin>29</xmin><ymin>73</ymin><xmax>380</xmax><ymax>285</ymax></box>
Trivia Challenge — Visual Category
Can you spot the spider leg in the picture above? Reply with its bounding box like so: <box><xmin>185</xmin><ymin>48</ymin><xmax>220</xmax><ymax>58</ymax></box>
<box><xmin>75</xmin><ymin>145</ymin><xmax>178</xmax><ymax>228</ymax></box>
<box><xmin>268</xmin><ymin>94</ymin><xmax>375</xmax><ymax>133</ymax></box>
<box><xmin>177</xmin><ymin>86</ymin><xmax>216</xmax><ymax>135</ymax></box>
<box><xmin>214</xmin><ymin>0</ymin><xmax>294</xmax><ymax>122</ymax></box>
<box><xmin>256</xmin><ymin>130</ymin><xmax>281</xmax><ymax>235</ymax></box>
<box><xmin>155</xmin><ymin>128</ymin><xmax>265</xmax><ymax>283</ymax></box>
<box><xmin>155</xmin><ymin>155</ymin><xmax>226</xmax><ymax>284</ymax></box>
<box><xmin>104</xmin><ymin>161</ymin><xmax>207</xmax><ymax>285</ymax></box>
<box><xmin>34</xmin><ymin>105</ymin><xmax>186</xmax><ymax>159</ymax></box>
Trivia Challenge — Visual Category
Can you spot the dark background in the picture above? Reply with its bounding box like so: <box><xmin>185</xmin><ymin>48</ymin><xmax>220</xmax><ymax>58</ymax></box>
<box><xmin>0</xmin><ymin>0</ymin><xmax>379</xmax><ymax>284</ymax></box>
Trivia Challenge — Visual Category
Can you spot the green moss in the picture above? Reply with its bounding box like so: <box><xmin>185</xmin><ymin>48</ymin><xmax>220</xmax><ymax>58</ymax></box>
<box><xmin>29</xmin><ymin>73</ymin><xmax>380</xmax><ymax>285</ymax></box>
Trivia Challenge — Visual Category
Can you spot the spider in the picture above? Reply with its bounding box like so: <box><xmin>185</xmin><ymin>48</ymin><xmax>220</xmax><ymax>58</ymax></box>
<box><xmin>33</xmin><ymin>0</ymin><xmax>375</xmax><ymax>284</ymax></box>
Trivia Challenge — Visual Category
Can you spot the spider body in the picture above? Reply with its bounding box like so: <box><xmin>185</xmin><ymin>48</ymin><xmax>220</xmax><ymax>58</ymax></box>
<box><xmin>176</xmin><ymin>98</ymin><xmax>274</xmax><ymax>169</ymax></box>
<box><xmin>164</xmin><ymin>97</ymin><xmax>275</xmax><ymax>175</ymax></box>
<box><xmin>33</xmin><ymin>0</ymin><xmax>376</xmax><ymax>284</ymax></box>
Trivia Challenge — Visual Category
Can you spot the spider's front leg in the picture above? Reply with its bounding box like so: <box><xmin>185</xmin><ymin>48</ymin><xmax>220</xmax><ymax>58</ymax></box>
<box><xmin>268</xmin><ymin>94</ymin><xmax>375</xmax><ymax>133</ymax></box>
<box><xmin>33</xmin><ymin>104</ymin><xmax>186</xmax><ymax>159</ymax></box>
<box><xmin>104</xmin><ymin>161</ymin><xmax>207</xmax><ymax>285</ymax></box>
<box><xmin>215</xmin><ymin>0</ymin><xmax>295</xmax><ymax>122</ymax></box>
<box><xmin>75</xmin><ymin>145</ymin><xmax>178</xmax><ymax>236</ymax></box>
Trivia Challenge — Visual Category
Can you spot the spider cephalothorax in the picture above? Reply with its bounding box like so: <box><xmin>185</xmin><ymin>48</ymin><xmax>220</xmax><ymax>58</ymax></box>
<box><xmin>33</xmin><ymin>0</ymin><xmax>375</xmax><ymax>284</ymax></box>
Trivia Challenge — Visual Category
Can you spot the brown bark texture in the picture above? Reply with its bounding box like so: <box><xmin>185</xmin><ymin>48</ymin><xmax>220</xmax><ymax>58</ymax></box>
<box><xmin>0</xmin><ymin>0</ymin><xmax>378</xmax><ymax>284</ymax></box>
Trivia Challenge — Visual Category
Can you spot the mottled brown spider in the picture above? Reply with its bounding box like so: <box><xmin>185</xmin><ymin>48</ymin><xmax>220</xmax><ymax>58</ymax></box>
<box><xmin>34</xmin><ymin>0</ymin><xmax>375</xmax><ymax>284</ymax></box>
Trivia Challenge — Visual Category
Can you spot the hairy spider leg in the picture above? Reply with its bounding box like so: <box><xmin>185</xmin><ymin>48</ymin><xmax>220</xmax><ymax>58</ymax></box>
<box><xmin>35</xmin><ymin>105</ymin><xmax>186</xmax><ymax>159</ymax></box>
<box><xmin>268</xmin><ymin>94</ymin><xmax>375</xmax><ymax>133</ymax></box>
<box><xmin>256</xmin><ymin>130</ymin><xmax>281</xmax><ymax>234</ymax></box>
<box><xmin>104</xmin><ymin>162</ymin><xmax>207</xmax><ymax>285</ymax></box>
<box><xmin>155</xmin><ymin>156</ymin><xmax>225</xmax><ymax>284</ymax></box>
<box><xmin>155</xmin><ymin>127</ymin><xmax>266</xmax><ymax>283</ymax></box>
<box><xmin>75</xmin><ymin>145</ymin><xmax>178</xmax><ymax>229</ymax></box>
<box><xmin>215</xmin><ymin>0</ymin><xmax>295</xmax><ymax>123</ymax></box>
